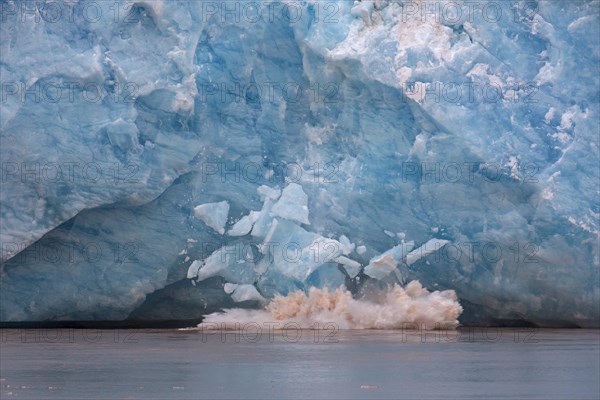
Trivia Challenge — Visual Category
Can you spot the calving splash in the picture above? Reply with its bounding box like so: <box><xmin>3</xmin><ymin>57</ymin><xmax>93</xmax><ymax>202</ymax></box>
<box><xmin>198</xmin><ymin>281</ymin><xmax>463</xmax><ymax>330</ymax></box>
<box><xmin>185</xmin><ymin>182</ymin><xmax>458</xmax><ymax>330</ymax></box>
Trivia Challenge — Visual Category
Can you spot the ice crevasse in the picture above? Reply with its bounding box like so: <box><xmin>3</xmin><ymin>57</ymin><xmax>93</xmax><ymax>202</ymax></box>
<box><xmin>0</xmin><ymin>0</ymin><xmax>598</xmax><ymax>327</ymax></box>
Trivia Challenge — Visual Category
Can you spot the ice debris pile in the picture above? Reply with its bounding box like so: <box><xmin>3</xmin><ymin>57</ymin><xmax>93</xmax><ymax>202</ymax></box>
<box><xmin>186</xmin><ymin>183</ymin><xmax>450</xmax><ymax>301</ymax></box>
<box><xmin>0</xmin><ymin>1</ymin><xmax>598</xmax><ymax>327</ymax></box>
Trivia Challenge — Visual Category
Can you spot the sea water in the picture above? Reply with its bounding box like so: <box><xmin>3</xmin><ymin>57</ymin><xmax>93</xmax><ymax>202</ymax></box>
<box><xmin>1</xmin><ymin>328</ymin><xmax>598</xmax><ymax>399</ymax></box>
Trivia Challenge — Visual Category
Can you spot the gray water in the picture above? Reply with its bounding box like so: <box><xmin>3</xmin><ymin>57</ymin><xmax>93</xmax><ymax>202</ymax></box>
<box><xmin>1</xmin><ymin>328</ymin><xmax>598</xmax><ymax>399</ymax></box>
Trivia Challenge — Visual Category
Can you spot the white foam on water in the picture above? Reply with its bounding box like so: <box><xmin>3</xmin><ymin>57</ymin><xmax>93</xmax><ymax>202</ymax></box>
<box><xmin>197</xmin><ymin>280</ymin><xmax>462</xmax><ymax>330</ymax></box>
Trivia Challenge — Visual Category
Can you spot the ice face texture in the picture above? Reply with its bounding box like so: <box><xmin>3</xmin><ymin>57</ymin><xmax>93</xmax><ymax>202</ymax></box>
<box><xmin>1</xmin><ymin>1</ymin><xmax>598</xmax><ymax>327</ymax></box>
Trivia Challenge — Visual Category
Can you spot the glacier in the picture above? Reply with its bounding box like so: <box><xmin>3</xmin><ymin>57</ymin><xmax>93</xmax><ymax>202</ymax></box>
<box><xmin>0</xmin><ymin>0</ymin><xmax>598</xmax><ymax>327</ymax></box>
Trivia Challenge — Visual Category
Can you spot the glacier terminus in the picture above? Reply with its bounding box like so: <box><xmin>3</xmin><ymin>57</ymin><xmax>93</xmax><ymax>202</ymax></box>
<box><xmin>0</xmin><ymin>0</ymin><xmax>598</xmax><ymax>328</ymax></box>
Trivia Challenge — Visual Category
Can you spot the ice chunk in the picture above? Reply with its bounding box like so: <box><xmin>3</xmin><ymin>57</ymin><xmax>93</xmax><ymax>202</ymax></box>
<box><xmin>270</xmin><ymin>183</ymin><xmax>310</xmax><ymax>225</ymax></box>
<box><xmin>230</xmin><ymin>284</ymin><xmax>265</xmax><ymax>303</ymax></box>
<box><xmin>187</xmin><ymin>260</ymin><xmax>203</xmax><ymax>279</ymax></box>
<box><xmin>257</xmin><ymin>185</ymin><xmax>281</xmax><ymax>201</ymax></box>
<box><xmin>364</xmin><ymin>242</ymin><xmax>415</xmax><ymax>280</ymax></box>
<box><xmin>335</xmin><ymin>256</ymin><xmax>362</xmax><ymax>278</ymax></box>
<box><xmin>356</xmin><ymin>245</ymin><xmax>367</xmax><ymax>255</ymax></box>
<box><xmin>223</xmin><ymin>283</ymin><xmax>238</xmax><ymax>294</ymax></box>
<box><xmin>351</xmin><ymin>0</ymin><xmax>374</xmax><ymax>26</ymax></box>
<box><xmin>339</xmin><ymin>235</ymin><xmax>355</xmax><ymax>255</ymax></box>
<box><xmin>228</xmin><ymin>215</ymin><xmax>254</xmax><ymax>236</ymax></box>
<box><xmin>228</xmin><ymin>211</ymin><xmax>260</xmax><ymax>237</ymax></box>
<box><xmin>189</xmin><ymin>245</ymin><xmax>256</xmax><ymax>284</ymax></box>
<box><xmin>256</xmin><ymin>218</ymin><xmax>340</xmax><ymax>282</ymax></box>
<box><xmin>251</xmin><ymin>200</ymin><xmax>276</xmax><ymax>238</ymax></box>
<box><xmin>193</xmin><ymin>201</ymin><xmax>230</xmax><ymax>235</ymax></box>
<box><xmin>405</xmin><ymin>239</ymin><xmax>450</xmax><ymax>266</ymax></box>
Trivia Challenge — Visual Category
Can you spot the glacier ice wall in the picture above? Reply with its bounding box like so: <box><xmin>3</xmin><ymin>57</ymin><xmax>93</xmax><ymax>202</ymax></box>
<box><xmin>0</xmin><ymin>0</ymin><xmax>598</xmax><ymax>327</ymax></box>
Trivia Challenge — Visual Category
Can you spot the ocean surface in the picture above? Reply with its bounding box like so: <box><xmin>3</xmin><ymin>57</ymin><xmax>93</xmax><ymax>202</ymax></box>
<box><xmin>1</xmin><ymin>328</ymin><xmax>598</xmax><ymax>399</ymax></box>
